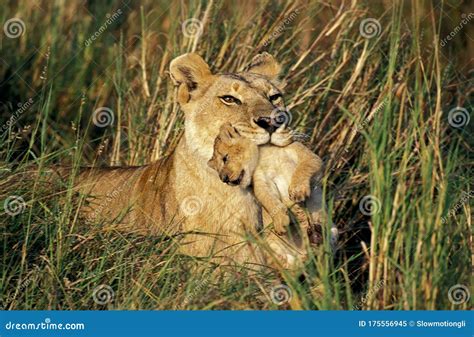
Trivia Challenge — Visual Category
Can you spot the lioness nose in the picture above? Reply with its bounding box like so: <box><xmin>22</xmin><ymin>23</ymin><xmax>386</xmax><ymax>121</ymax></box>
<box><xmin>255</xmin><ymin>117</ymin><xmax>276</xmax><ymax>133</ymax></box>
<box><xmin>221</xmin><ymin>174</ymin><xmax>230</xmax><ymax>183</ymax></box>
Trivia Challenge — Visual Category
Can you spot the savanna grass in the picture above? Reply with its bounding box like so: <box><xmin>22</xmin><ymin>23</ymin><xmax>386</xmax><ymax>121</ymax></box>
<box><xmin>1</xmin><ymin>0</ymin><xmax>472</xmax><ymax>310</ymax></box>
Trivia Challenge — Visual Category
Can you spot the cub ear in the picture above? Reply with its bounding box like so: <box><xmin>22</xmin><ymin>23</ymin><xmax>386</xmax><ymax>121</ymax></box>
<box><xmin>169</xmin><ymin>53</ymin><xmax>212</xmax><ymax>103</ymax></box>
<box><xmin>245</xmin><ymin>52</ymin><xmax>282</xmax><ymax>80</ymax></box>
<box><xmin>207</xmin><ymin>157</ymin><xmax>218</xmax><ymax>171</ymax></box>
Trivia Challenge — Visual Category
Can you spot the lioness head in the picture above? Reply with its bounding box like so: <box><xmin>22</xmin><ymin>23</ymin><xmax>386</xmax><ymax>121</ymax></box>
<box><xmin>170</xmin><ymin>52</ymin><xmax>287</xmax><ymax>160</ymax></box>
<box><xmin>207</xmin><ymin>123</ymin><xmax>258</xmax><ymax>188</ymax></box>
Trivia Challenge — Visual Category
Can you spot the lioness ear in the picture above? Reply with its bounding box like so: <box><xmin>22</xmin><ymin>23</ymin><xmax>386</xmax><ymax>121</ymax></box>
<box><xmin>169</xmin><ymin>53</ymin><xmax>212</xmax><ymax>103</ymax></box>
<box><xmin>245</xmin><ymin>52</ymin><xmax>282</xmax><ymax>80</ymax></box>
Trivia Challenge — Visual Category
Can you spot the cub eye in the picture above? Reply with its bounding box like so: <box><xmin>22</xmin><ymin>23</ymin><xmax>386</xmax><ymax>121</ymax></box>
<box><xmin>219</xmin><ymin>95</ymin><xmax>242</xmax><ymax>105</ymax></box>
<box><xmin>222</xmin><ymin>154</ymin><xmax>229</xmax><ymax>163</ymax></box>
<box><xmin>269</xmin><ymin>93</ymin><xmax>282</xmax><ymax>102</ymax></box>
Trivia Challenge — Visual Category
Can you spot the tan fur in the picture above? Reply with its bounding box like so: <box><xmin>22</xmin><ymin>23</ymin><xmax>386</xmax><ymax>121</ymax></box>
<box><xmin>208</xmin><ymin>123</ymin><xmax>326</xmax><ymax>268</ymax></box>
<box><xmin>68</xmin><ymin>53</ymin><xmax>312</xmax><ymax>268</ymax></box>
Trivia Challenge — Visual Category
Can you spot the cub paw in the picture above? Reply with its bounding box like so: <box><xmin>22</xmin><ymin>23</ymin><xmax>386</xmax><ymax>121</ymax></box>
<box><xmin>270</xmin><ymin>125</ymin><xmax>295</xmax><ymax>147</ymax></box>
<box><xmin>220</xmin><ymin>122</ymin><xmax>241</xmax><ymax>139</ymax></box>
<box><xmin>268</xmin><ymin>242</ymin><xmax>307</xmax><ymax>270</ymax></box>
<box><xmin>289</xmin><ymin>181</ymin><xmax>311</xmax><ymax>202</ymax></box>
<box><xmin>272</xmin><ymin>210</ymin><xmax>290</xmax><ymax>235</ymax></box>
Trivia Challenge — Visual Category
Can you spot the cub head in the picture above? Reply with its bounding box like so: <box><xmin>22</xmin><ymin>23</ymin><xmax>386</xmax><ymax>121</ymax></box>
<box><xmin>169</xmin><ymin>52</ymin><xmax>287</xmax><ymax>160</ymax></box>
<box><xmin>207</xmin><ymin>123</ymin><xmax>259</xmax><ymax>188</ymax></box>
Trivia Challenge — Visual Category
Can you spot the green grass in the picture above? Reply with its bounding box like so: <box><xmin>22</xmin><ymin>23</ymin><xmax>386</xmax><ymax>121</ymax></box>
<box><xmin>1</xmin><ymin>0</ymin><xmax>472</xmax><ymax>310</ymax></box>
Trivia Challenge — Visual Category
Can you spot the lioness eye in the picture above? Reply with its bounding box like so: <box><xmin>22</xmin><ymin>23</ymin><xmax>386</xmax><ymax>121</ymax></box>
<box><xmin>223</xmin><ymin>154</ymin><xmax>229</xmax><ymax>163</ymax></box>
<box><xmin>269</xmin><ymin>93</ymin><xmax>282</xmax><ymax>102</ymax></box>
<box><xmin>219</xmin><ymin>95</ymin><xmax>242</xmax><ymax>105</ymax></box>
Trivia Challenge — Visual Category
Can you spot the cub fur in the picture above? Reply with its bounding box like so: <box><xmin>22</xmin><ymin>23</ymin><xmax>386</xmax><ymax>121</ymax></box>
<box><xmin>208</xmin><ymin>122</ymin><xmax>325</xmax><ymax>239</ymax></box>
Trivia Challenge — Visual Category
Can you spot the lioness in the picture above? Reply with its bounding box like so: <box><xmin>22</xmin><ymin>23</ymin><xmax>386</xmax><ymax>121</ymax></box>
<box><xmin>75</xmin><ymin>52</ymin><xmax>306</xmax><ymax>268</ymax></box>
<box><xmin>208</xmin><ymin>122</ymin><xmax>324</xmax><ymax>237</ymax></box>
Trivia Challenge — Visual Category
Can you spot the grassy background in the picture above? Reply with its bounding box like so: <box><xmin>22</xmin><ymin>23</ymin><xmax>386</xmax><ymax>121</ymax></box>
<box><xmin>0</xmin><ymin>0</ymin><xmax>472</xmax><ymax>310</ymax></box>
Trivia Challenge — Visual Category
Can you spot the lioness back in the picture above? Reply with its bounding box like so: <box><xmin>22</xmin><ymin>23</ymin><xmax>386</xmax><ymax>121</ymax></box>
<box><xmin>73</xmin><ymin>153</ymin><xmax>178</xmax><ymax>233</ymax></box>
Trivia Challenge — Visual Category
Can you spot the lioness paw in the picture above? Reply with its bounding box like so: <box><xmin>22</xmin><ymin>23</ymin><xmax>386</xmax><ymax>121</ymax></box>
<box><xmin>289</xmin><ymin>180</ymin><xmax>311</xmax><ymax>202</ymax></box>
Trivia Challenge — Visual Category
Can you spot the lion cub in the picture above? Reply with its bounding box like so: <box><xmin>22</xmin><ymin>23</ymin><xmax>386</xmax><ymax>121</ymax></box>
<box><xmin>208</xmin><ymin>123</ymin><xmax>323</xmax><ymax>235</ymax></box>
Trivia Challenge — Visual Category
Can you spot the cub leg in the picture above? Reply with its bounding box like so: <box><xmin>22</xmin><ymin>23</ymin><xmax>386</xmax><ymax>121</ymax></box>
<box><xmin>305</xmin><ymin>184</ymin><xmax>338</xmax><ymax>251</ymax></box>
<box><xmin>253</xmin><ymin>173</ymin><xmax>289</xmax><ymax>235</ymax></box>
<box><xmin>288</xmin><ymin>203</ymin><xmax>310</xmax><ymax>234</ymax></box>
<box><xmin>287</xmin><ymin>143</ymin><xmax>322</xmax><ymax>203</ymax></box>
<box><xmin>305</xmin><ymin>184</ymin><xmax>324</xmax><ymax>225</ymax></box>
